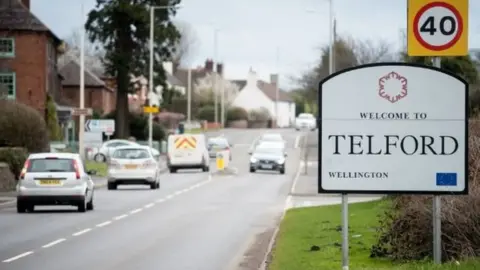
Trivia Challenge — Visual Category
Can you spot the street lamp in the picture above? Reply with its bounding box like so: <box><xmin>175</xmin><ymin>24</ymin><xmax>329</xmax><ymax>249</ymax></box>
<box><xmin>148</xmin><ymin>5</ymin><xmax>181</xmax><ymax>148</ymax></box>
<box><xmin>78</xmin><ymin>0</ymin><xmax>86</xmax><ymax>160</ymax></box>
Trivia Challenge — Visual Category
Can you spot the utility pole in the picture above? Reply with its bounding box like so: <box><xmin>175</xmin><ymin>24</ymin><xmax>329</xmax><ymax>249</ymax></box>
<box><xmin>274</xmin><ymin>47</ymin><xmax>279</xmax><ymax>128</ymax></box>
<box><xmin>220</xmin><ymin>64</ymin><xmax>225</xmax><ymax>127</ymax></box>
<box><xmin>78</xmin><ymin>0</ymin><xmax>85</xmax><ymax>159</ymax></box>
<box><xmin>187</xmin><ymin>68</ymin><xmax>192</xmax><ymax>123</ymax></box>
<box><xmin>213</xmin><ymin>29</ymin><xmax>219</xmax><ymax>124</ymax></box>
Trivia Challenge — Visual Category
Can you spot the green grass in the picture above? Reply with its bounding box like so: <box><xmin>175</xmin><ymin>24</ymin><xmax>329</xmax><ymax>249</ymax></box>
<box><xmin>85</xmin><ymin>161</ymin><xmax>107</xmax><ymax>177</ymax></box>
<box><xmin>268</xmin><ymin>200</ymin><xmax>480</xmax><ymax>270</ymax></box>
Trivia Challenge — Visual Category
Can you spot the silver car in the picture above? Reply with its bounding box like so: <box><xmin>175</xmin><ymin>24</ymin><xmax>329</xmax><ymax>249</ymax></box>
<box><xmin>207</xmin><ymin>137</ymin><xmax>232</xmax><ymax>160</ymax></box>
<box><xmin>16</xmin><ymin>153</ymin><xmax>96</xmax><ymax>213</ymax></box>
<box><xmin>107</xmin><ymin>146</ymin><xmax>161</xmax><ymax>190</ymax></box>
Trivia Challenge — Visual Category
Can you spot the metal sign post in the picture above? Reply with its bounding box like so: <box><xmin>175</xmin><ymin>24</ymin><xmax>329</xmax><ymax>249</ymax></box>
<box><xmin>432</xmin><ymin>57</ymin><xmax>442</xmax><ymax>263</ymax></box>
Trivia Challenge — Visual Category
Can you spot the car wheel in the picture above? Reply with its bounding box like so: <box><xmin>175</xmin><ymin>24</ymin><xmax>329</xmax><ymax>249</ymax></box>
<box><xmin>156</xmin><ymin>182</ymin><xmax>160</xmax><ymax>189</ymax></box>
<box><xmin>169</xmin><ymin>167</ymin><xmax>177</xmax><ymax>173</ymax></box>
<box><xmin>107</xmin><ymin>182</ymin><xmax>117</xmax><ymax>190</ymax></box>
<box><xmin>78</xmin><ymin>198</ymin><xmax>87</xmax><ymax>213</ymax></box>
<box><xmin>150</xmin><ymin>182</ymin><xmax>157</xmax><ymax>189</ymax></box>
<box><xmin>16</xmin><ymin>201</ymin><xmax>27</xmax><ymax>213</ymax></box>
<box><xmin>26</xmin><ymin>205</ymin><xmax>35</xmax><ymax>212</ymax></box>
<box><xmin>94</xmin><ymin>154</ymin><xmax>106</xmax><ymax>163</ymax></box>
<box><xmin>86</xmin><ymin>195</ymin><xmax>94</xmax><ymax>211</ymax></box>
<box><xmin>280</xmin><ymin>168</ymin><xmax>285</xmax><ymax>174</ymax></box>
<box><xmin>250</xmin><ymin>168</ymin><xmax>255</xmax><ymax>173</ymax></box>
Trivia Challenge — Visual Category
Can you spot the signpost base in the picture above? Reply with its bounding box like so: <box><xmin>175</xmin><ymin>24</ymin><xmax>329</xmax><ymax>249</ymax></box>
<box><xmin>432</xmin><ymin>56</ymin><xmax>442</xmax><ymax>265</ymax></box>
<box><xmin>342</xmin><ymin>193</ymin><xmax>349</xmax><ymax>270</ymax></box>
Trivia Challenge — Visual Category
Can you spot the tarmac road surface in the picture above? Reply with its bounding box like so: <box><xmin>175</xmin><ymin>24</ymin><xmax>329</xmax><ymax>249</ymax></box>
<box><xmin>0</xmin><ymin>128</ymin><xmax>305</xmax><ymax>270</ymax></box>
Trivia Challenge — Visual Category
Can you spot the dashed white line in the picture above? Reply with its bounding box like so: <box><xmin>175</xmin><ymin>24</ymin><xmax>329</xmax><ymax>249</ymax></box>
<box><xmin>2</xmin><ymin>251</ymin><xmax>34</xmax><ymax>263</ymax></box>
<box><xmin>114</xmin><ymin>214</ymin><xmax>128</xmax><ymax>220</ymax></box>
<box><xmin>96</xmin><ymin>221</ymin><xmax>112</xmax><ymax>227</ymax></box>
<box><xmin>42</xmin><ymin>238</ymin><xmax>66</xmax><ymax>248</ymax></box>
<box><xmin>144</xmin><ymin>203</ymin><xmax>154</xmax><ymax>208</ymax></box>
<box><xmin>165</xmin><ymin>194</ymin><xmax>174</xmax><ymax>199</ymax></box>
<box><xmin>130</xmin><ymin>208</ymin><xmax>143</xmax><ymax>214</ymax></box>
<box><xmin>72</xmin><ymin>228</ymin><xmax>91</xmax><ymax>236</ymax></box>
<box><xmin>155</xmin><ymin>198</ymin><xmax>166</xmax><ymax>203</ymax></box>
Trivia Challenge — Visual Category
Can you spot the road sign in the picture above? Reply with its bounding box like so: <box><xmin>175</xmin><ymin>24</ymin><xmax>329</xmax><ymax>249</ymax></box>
<box><xmin>72</xmin><ymin>108</ymin><xmax>92</xmax><ymax>116</ymax></box>
<box><xmin>143</xmin><ymin>105</ymin><xmax>159</xmax><ymax>114</ymax></box>
<box><xmin>85</xmin><ymin>119</ymin><xmax>115</xmax><ymax>133</ymax></box>
<box><xmin>318</xmin><ymin>63</ymin><xmax>467</xmax><ymax>195</ymax></box>
<box><xmin>407</xmin><ymin>0</ymin><xmax>468</xmax><ymax>56</ymax></box>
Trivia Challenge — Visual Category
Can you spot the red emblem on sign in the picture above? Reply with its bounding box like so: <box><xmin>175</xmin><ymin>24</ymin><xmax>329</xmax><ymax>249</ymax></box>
<box><xmin>378</xmin><ymin>72</ymin><xmax>407</xmax><ymax>103</ymax></box>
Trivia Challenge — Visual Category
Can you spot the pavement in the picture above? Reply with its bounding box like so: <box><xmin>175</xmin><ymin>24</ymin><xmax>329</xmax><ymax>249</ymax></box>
<box><xmin>289</xmin><ymin>130</ymin><xmax>384</xmax><ymax>209</ymax></box>
<box><xmin>0</xmin><ymin>128</ymin><xmax>305</xmax><ymax>270</ymax></box>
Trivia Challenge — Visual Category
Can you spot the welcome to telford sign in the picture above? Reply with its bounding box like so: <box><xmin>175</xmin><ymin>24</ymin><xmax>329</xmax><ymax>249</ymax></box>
<box><xmin>318</xmin><ymin>63</ymin><xmax>468</xmax><ymax>195</ymax></box>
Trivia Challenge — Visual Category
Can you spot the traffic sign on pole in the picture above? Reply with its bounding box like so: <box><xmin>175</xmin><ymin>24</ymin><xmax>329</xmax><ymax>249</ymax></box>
<box><xmin>72</xmin><ymin>108</ymin><xmax>92</xmax><ymax>116</ymax></box>
<box><xmin>407</xmin><ymin>0</ymin><xmax>468</xmax><ymax>56</ymax></box>
<box><xmin>143</xmin><ymin>105</ymin><xmax>159</xmax><ymax>114</ymax></box>
<box><xmin>85</xmin><ymin>119</ymin><xmax>115</xmax><ymax>133</ymax></box>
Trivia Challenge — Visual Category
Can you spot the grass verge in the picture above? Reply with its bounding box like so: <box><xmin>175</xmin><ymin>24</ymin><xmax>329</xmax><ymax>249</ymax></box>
<box><xmin>268</xmin><ymin>200</ymin><xmax>480</xmax><ymax>270</ymax></box>
<box><xmin>85</xmin><ymin>161</ymin><xmax>107</xmax><ymax>177</ymax></box>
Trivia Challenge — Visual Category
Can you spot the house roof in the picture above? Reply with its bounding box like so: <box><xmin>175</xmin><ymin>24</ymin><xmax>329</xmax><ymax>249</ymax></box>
<box><xmin>174</xmin><ymin>68</ymin><xmax>208</xmax><ymax>88</ymax></box>
<box><xmin>231</xmin><ymin>80</ymin><xmax>247</xmax><ymax>89</ymax></box>
<box><xmin>59</xmin><ymin>59</ymin><xmax>112</xmax><ymax>91</ymax></box>
<box><xmin>166</xmin><ymin>72</ymin><xmax>184</xmax><ymax>87</ymax></box>
<box><xmin>0</xmin><ymin>0</ymin><xmax>61</xmax><ymax>44</ymax></box>
<box><xmin>257</xmin><ymin>80</ymin><xmax>294</xmax><ymax>102</ymax></box>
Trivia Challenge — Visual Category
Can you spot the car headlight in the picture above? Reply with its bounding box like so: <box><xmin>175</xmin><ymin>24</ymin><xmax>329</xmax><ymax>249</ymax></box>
<box><xmin>250</xmin><ymin>157</ymin><xmax>258</xmax><ymax>163</ymax></box>
<box><xmin>277</xmin><ymin>159</ymin><xmax>285</xmax><ymax>164</ymax></box>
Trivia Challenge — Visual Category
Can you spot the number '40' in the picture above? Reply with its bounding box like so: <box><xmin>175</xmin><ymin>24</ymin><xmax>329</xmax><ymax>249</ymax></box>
<box><xmin>420</xmin><ymin>15</ymin><xmax>456</xmax><ymax>35</ymax></box>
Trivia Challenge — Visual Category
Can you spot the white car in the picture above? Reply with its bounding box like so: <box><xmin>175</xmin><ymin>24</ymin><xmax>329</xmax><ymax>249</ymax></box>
<box><xmin>16</xmin><ymin>152</ymin><xmax>96</xmax><ymax>213</ymax></box>
<box><xmin>107</xmin><ymin>146</ymin><xmax>161</xmax><ymax>190</ymax></box>
<box><xmin>295</xmin><ymin>113</ymin><xmax>316</xmax><ymax>131</ymax></box>
<box><xmin>94</xmin><ymin>139</ymin><xmax>160</xmax><ymax>162</ymax></box>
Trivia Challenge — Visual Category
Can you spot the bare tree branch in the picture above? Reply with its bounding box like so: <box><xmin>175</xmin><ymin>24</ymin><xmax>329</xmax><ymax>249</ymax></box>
<box><xmin>171</xmin><ymin>20</ymin><xmax>198</xmax><ymax>67</ymax></box>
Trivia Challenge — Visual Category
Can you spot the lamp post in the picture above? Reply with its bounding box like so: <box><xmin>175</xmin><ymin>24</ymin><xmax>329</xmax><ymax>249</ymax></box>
<box><xmin>148</xmin><ymin>5</ymin><xmax>179</xmax><ymax>148</ymax></box>
<box><xmin>78</xmin><ymin>0</ymin><xmax>86</xmax><ymax>159</ymax></box>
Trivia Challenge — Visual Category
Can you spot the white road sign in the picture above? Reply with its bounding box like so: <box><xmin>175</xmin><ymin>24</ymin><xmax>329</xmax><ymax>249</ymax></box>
<box><xmin>318</xmin><ymin>63</ymin><xmax>467</xmax><ymax>194</ymax></box>
<box><xmin>85</xmin><ymin>119</ymin><xmax>115</xmax><ymax>133</ymax></box>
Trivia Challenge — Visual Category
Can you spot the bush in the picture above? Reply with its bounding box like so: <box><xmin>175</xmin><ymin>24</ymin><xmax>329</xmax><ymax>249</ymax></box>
<box><xmin>248</xmin><ymin>107</ymin><xmax>271</xmax><ymax>121</ymax></box>
<box><xmin>197</xmin><ymin>105</ymin><xmax>215</xmax><ymax>122</ymax></box>
<box><xmin>227</xmin><ymin>107</ymin><xmax>248</xmax><ymax>121</ymax></box>
<box><xmin>143</xmin><ymin>122</ymin><xmax>166</xmax><ymax>142</ymax></box>
<box><xmin>103</xmin><ymin>110</ymin><xmax>148</xmax><ymax>140</ymax></box>
<box><xmin>45</xmin><ymin>94</ymin><xmax>62</xmax><ymax>140</ymax></box>
<box><xmin>0</xmin><ymin>147</ymin><xmax>28</xmax><ymax>180</ymax></box>
<box><xmin>0</xmin><ymin>162</ymin><xmax>16</xmax><ymax>191</ymax></box>
<box><xmin>371</xmin><ymin>120</ymin><xmax>480</xmax><ymax>262</ymax></box>
<box><xmin>0</xmin><ymin>100</ymin><xmax>50</xmax><ymax>153</ymax></box>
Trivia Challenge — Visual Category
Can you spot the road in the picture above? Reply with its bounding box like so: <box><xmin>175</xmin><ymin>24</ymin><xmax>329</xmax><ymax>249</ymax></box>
<box><xmin>0</xmin><ymin>128</ymin><xmax>305</xmax><ymax>270</ymax></box>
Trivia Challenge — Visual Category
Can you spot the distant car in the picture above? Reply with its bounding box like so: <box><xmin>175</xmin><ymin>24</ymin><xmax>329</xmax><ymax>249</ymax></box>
<box><xmin>249</xmin><ymin>141</ymin><xmax>285</xmax><ymax>155</ymax></box>
<box><xmin>207</xmin><ymin>137</ymin><xmax>232</xmax><ymax>160</ymax></box>
<box><xmin>295</xmin><ymin>113</ymin><xmax>316</xmax><ymax>131</ymax></box>
<box><xmin>251</xmin><ymin>133</ymin><xmax>286</xmax><ymax>152</ymax></box>
<box><xmin>249</xmin><ymin>143</ymin><xmax>287</xmax><ymax>174</ymax></box>
<box><xmin>107</xmin><ymin>146</ymin><xmax>161</xmax><ymax>190</ymax></box>
<box><xmin>16</xmin><ymin>152</ymin><xmax>96</xmax><ymax>213</ymax></box>
<box><xmin>94</xmin><ymin>139</ymin><xmax>160</xmax><ymax>162</ymax></box>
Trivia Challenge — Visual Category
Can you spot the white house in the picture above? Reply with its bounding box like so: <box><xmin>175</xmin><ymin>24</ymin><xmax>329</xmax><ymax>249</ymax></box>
<box><xmin>232</xmin><ymin>69</ymin><xmax>296</xmax><ymax>128</ymax></box>
<box><xmin>162</xmin><ymin>61</ymin><xmax>186</xmax><ymax>95</ymax></box>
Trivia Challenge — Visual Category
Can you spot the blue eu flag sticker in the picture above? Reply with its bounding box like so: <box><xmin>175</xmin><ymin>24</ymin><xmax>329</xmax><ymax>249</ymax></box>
<box><xmin>436</xmin><ymin>173</ymin><xmax>457</xmax><ymax>186</ymax></box>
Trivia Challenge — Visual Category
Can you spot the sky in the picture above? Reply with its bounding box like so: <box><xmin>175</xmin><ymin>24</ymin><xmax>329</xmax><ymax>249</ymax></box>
<box><xmin>31</xmin><ymin>0</ymin><xmax>480</xmax><ymax>90</ymax></box>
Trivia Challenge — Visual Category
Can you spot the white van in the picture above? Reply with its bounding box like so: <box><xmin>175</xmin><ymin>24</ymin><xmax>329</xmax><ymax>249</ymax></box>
<box><xmin>167</xmin><ymin>133</ymin><xmax>210</xmax><ymax>173</ymax></box>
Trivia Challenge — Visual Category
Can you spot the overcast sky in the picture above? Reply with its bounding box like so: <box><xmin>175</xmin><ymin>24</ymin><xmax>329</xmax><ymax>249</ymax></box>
<box><xmin>32</xmin><ymin>0</ymin><xmax>480</xmax><ymax>89</ymax></box>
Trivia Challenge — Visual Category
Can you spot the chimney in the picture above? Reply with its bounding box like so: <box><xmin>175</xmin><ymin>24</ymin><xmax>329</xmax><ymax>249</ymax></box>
<box><xmin>270</xmin><ymin>74</ymin><xmax>279</xmax><ymax>87</ymax></box>
<box><xmin>216</xmin><ymin>63</ymin><xmax>223</xmax><ymax>77</ymax></box>
<box><xmin>205</xmin><ymin>59</ymin><xmax>214</xmax><ymax>72</ymax></box>
<box><xmin>20</xmin><ymin>0</ymin><xmax>30</xmax><ymax>9</ymax></box>
<box><xmin>247</xmin><ymin>68</ymin><xmax>257</xmax><ymax>86</ymax></box>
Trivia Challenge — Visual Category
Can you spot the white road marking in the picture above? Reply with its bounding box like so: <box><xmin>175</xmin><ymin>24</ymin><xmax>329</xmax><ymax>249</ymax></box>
<box><xmin>294</xmin><ymin>135</ymin><xmax>301</xmax><ymax>149</ymax></box>
<box><xmin>42</xmin><ymin>238</ymin><xmax>66</xmax><ymax>248</ymax></box>
<box><xmin>130</xmin><ymin>208</ymin><xmax>143</xmax><ymax>214</ymax></box>
<box><xmin>144</xmin><ymin>203</ymin><xmax>154</xmax><ymax>208</ymax></box>
<box><xmin>155</xmin><ymin>198</ymin><xmax>166</xmax><ymax>203</ymax></box>
<box><xmin>2</xmin><ymin>251</ymin><xmax>34</xmax><ymax>263</ymax></box>
<box><xmin>165</xmin><ymin>194</ymin><xmax>174</xmax><ymax>199</ymax></box>
<box><xmin>72</xmin><ymin>228</ymin><xmax>91</xmax><ymax>236</ymax></box>
<box><xmin>114</xmin><ymin>214</ymin><xmax>128</xmax><ymax>220</ymax></box>
<box><xmin>96</xmin><ymin>221</ymin><xmax>111</xmax><ymax>227</ymax></box>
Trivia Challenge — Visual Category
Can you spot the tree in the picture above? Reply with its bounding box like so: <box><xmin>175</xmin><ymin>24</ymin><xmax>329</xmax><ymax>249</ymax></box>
<box><xmin>171</xmin><ymin>20</ymin><xmax>198</xmax><ymax>67</ymax></box>
<box><xmin>194</xmin><ymin>73</ymin><xmax>240</xmax><ymax>106</ymax></box>
<box><xmin>85</xmin><ymin>0</ymin><xmax>182</xmax><ymax>138</ymax></box>
<box><xmin>61</xmin><ymin>27</ymin><xmax>106</xmax><ymax>75</ymax></box>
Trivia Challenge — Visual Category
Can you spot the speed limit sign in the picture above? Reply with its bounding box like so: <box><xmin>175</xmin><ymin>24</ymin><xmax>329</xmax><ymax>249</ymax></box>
<box><xmin>407</xmin><ymin>0</ymin><xmax>468</xmax><ymax>56</ymax></box>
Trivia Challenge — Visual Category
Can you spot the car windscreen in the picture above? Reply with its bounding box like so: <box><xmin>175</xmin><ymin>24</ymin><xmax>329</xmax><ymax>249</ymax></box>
<box><xmin>254</xmin><ymin>147</ymin><xmax>283</xmax><ymax>156</ymax></box>
<box><xmin>261</xmin><ymin>135</ymin><xmax>282</xmax><ymax>141</ymax></box>
<box><xmin>112</xmin><ymin>149</ymin><xmax>151</xmax><ymax>159</ymax></box>
<box><xmin>27</xmin><ymin>158</ymin><xmax>75</xmax><ymax>172</ymax></box>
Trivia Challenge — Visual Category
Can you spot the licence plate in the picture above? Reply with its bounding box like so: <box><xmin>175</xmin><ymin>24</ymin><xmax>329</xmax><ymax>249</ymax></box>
<box><xmin>124</xmin><ymin>164</ymin><xmax>138</xmax><ymax>169</ymax></box>
<box><xmin>261</xmin><ymin>164</ymin><xmax>273</xmax><ymax>169</ymax></box>
<box><xmin>39</xmin><ymin>180</ymin><xmax>61</xmax><ymax>185</ymax></box>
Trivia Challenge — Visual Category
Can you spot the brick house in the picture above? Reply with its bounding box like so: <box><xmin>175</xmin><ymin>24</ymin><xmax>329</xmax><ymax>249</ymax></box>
<box><xmin>59</xmin><ymin>58</ymin><xmax>116</xmax><ymax>115</ymax></box>
<box><xmin>0</xmin><ymin>0</ymin><xmax>66</xmax><ymax>117</ymax></box>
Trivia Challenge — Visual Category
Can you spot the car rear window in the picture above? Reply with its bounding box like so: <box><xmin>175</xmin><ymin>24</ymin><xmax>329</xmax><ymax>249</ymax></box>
<box><xmin>112</xmin><ymin>149</ymin><xmax>151</xmax><ymax>159</ymax></box>
<box><xmin>208</xmin><ymin>139</ymin><xmax>228</xmax><ymax>148</ymax></box>
<box><xmin>27</xmin><ymin>158</ymin><xmax>75</xmax><ymax>172</ymax></box>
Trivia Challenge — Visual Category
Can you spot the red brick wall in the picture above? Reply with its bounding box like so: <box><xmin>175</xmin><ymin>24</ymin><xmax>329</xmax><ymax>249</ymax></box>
<box><xmin>61</xmin><ymin>86</ymin><xmax>115</xmax><ymax>115</ymax></box>
<box><xmin>0</xmin><ymin>31</ymin><xmax>48</xmax><ymax>115</ymax></box>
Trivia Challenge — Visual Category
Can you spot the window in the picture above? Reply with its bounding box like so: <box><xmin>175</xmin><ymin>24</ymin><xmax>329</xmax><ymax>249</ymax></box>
<box><xmin>0</xmin><ymin>73</ymin><xmax>16</xmax><ymax>100</ymax></box>
<box><xmin>0</xmin><ymin>38</ymin><xmax>14</xmax><ymax>57</ymax></box>
<box><xmin>28</xmin><ymin>158</ymin><xmax>75</xmax><ymax>172</ymax></box>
